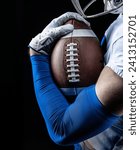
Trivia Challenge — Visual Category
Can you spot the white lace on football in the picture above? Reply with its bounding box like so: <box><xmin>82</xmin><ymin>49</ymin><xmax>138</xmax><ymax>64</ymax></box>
<box><xmin>66</xmin><ymin>42</ymin><xmax>80</xmax><ymax>83</ymax></box>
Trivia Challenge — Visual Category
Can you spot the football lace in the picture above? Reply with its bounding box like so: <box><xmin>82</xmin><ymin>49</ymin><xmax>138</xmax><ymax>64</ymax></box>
<box><xmin>66</xmin><ymin>42</ymin><xmax>80</xmax><ymax>83</ymax></box>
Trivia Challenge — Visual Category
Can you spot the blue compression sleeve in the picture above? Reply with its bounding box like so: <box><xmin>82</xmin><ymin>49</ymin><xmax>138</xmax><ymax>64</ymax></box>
<box><xmin>30</xmin><ymin>55</ymin><xmax>120</xmax><ymax>145</ymax></box>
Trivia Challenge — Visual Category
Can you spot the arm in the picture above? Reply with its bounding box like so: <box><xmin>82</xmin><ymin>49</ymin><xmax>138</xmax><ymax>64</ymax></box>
<box><xmin>29</xmin><ymin>49</ymin><xmax>121</xmax><ymax>145</ymax></box>
<box><xmin>96</xmin><ymin>66</ymin><xmax>123</xmax><ymax>115</ymax></box>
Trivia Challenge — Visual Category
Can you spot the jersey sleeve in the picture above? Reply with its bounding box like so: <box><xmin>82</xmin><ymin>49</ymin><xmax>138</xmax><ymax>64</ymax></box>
<box><xmin>105</xmin><ymin>37</ymin><xmax>123</xmax><ymax>78</ymax></box>
<box><xmin>104</xmin><ymin>14</ymin><xmax>123</xmax><ymax>78</ymax></box>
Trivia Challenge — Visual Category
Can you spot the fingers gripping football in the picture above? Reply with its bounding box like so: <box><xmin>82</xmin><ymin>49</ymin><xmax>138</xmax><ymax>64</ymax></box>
<box><xmin>47</xmin><ymin>12</ymin><xmax>90</xmax><ymax>28</ymax></box>
<box><xmin>28</xmin><ymin>12</ymin><xmax>90</xmax><ymax>55</ymax></box>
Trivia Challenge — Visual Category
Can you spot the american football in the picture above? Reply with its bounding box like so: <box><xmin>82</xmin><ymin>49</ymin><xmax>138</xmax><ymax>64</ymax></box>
<box><xmin>51</xmin><ymin>19</ymin><xmax>104</xmax><ymax>95</ymax></box>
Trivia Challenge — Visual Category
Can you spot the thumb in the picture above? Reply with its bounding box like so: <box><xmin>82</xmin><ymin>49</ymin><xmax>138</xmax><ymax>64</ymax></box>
<box><xmin>52</xmin><ymin>24</ymin><xmax>74</xmax><ymax>39</ymax></box>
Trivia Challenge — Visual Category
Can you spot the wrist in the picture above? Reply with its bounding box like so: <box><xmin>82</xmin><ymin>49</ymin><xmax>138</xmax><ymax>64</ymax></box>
<box><xmin>29</xmin><ymin>48</ymin><xmax>41</xmax><ymax>56</ymax></box>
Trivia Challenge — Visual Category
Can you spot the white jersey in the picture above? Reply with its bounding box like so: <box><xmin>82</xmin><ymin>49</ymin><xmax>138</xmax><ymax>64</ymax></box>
<box><xmin>104</xmin><ymin>14</ymin><xmax>123</xmax><ymax>78</ymax></box>
<box><xmin>79</xmin><ymin>14</ymin><xmax>123</xmax><ymax>150</ymax></box>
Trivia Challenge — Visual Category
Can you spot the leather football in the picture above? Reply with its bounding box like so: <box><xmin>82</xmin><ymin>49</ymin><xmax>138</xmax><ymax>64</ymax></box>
<box><xmin>51</xmin><ymin>19</ymin><xmax>104</xmax><ymax>96</ymax></box>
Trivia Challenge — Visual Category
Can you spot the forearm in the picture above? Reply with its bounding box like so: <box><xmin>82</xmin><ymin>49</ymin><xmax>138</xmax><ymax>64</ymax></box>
<box><xmin>30</xmin><ymin>54</ymin><xmax>120</xmax><ymax>145</ymax></box>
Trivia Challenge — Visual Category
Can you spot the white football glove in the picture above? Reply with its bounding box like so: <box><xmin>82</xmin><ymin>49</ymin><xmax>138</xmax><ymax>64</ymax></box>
<box><xmin>28</xmin><ymin>12</ymin><xmax>90</xmax><ymax>55</ymax></box>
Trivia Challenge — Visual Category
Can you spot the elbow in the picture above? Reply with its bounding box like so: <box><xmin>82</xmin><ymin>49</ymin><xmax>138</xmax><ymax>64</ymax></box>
<box><xmin>50</xmin><ymin>134</ymin><xmax>73</xmax><ymax>146</ymax></box>
<box><xmin>47</xmin><ymin>127</ymin><xmax>73</xmax><ymax>146</ymax></box>
<box><xmin>45</xmin><ymin>110</ymin><xmax>75</xmax><ymax>145</ymax></box>
<box><xmin>54</xmin><ymin>140</ymin><xmax>69</xmax><ymax>146</ymax></box>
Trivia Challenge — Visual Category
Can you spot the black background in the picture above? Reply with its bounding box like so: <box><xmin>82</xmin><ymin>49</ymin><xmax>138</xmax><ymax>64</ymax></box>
<box><xmin>15</xmin><ymin>0</ymin><xmax>118</xmax><ymax>149</ymax></box>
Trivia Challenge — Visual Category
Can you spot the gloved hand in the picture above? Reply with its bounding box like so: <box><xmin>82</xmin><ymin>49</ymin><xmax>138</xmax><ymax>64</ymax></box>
<box><xmin>28</xmin><ymin>12</ymin><xmax>90</xmax><ymax>55</ymax></box>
